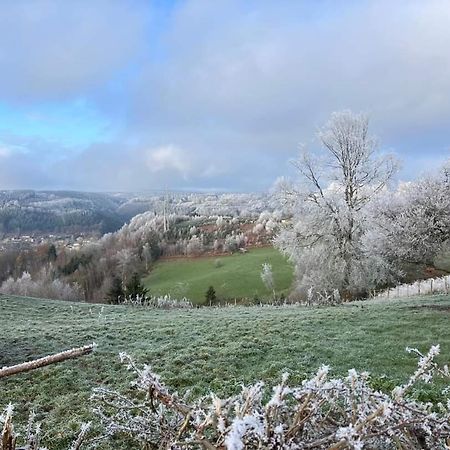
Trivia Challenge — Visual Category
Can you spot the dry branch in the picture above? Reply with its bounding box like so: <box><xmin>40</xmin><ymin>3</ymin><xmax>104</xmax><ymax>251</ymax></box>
<box><xmin>0</xmin><ymin>343</ymin><xmax>96</xmax><ymax>379</ymax></box>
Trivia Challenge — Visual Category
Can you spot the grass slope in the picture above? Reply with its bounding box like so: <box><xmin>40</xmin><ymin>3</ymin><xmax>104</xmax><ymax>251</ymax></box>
<box><xmin>2</xmin><ymin>295</ymin><xmax>450</xmax><ymax>447</ymax></box>
<box><xmin>143</xmin><ymin>247</ymin><xmax>294</xmax><ymax>303</ymax></box>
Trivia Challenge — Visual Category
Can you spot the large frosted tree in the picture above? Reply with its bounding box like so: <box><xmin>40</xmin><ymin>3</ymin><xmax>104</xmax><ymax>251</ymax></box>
<box><xmin>369</xmin><ymin>160</ymin><xmax>450</xmax><ymax>268</ymax></box>
<box><xmin>275</xmin><ymin>110</ymin><xmax>397</xmax><ymax>300</ymax></box>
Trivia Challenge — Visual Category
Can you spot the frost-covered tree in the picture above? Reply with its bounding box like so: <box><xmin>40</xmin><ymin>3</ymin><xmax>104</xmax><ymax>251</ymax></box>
<box><xmin>275</xmin><ymin>110</ymin><xmax>397</xmax><ymax>299</ymax></box>
<box><xmin>369</xmin><ymin>160</ymin><xmax>450</xmax><ymax>267</ymax></box>
<box><xmin>216</xmin><ymin>216</ymin><xmax>225</xmax><ymax>228</ymax></box>
<box><xmin>115</xmin><ymin>248</ymin><xmax>138</xmax><ymax>284</ymax></box>
<box><xmin>142</xmin><ymin>243</ymin><xmax>152</xmax><ymax>271</ymax></box>
<box><xmin>260</xmin><ymin>263</ymin><xmax>276</xmax><ymax>299</ymax></box>
<box><xmin>186</xmin><ymin>236</ymin><xmax>202</xmax><ymax>256</ymax></box>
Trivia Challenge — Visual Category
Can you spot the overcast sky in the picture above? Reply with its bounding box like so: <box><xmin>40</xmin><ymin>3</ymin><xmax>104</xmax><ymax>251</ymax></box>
<box><xmin>0</xmin><ymin>0</ymin><xmax>449</xmax><ymax>192</ymax></box>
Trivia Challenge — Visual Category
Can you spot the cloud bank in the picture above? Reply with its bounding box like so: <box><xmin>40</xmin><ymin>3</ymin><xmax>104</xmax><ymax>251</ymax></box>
<box><xmin>0</xmin><ymin>0</ymin><xmax>448</xmax><ymax>191</ymax></box>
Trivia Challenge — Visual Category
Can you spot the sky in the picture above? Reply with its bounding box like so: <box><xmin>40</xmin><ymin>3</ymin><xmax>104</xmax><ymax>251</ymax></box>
<box><xmin>0</xmin><ymin>0</ymin><xmax>449</xmax><ymax>192</ymax></box>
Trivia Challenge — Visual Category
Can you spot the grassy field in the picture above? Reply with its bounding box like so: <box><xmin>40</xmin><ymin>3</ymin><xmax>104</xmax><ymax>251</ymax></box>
<box><xmin>2</xmin><ymin>294</ymin><xmax>450</xmax><ymax>447</ymax></box>
<box><xmin>142</xmin><ymin>247</ymin><xmax>294</xmax><ymax>303</ymax></box>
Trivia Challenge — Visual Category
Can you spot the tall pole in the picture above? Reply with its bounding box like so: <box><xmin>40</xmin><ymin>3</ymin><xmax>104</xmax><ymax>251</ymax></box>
<box><xmin>163</xmin><ymin>187</ymin><xmax>169</xmax><ymax>233</ymax></box>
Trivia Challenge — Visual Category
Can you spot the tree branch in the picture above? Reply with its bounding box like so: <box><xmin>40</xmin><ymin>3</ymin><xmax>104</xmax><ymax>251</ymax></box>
<box><xmin>0</xmin><ymin>343</ymin><xmax>96</xmax><ymax>379</ymax></box>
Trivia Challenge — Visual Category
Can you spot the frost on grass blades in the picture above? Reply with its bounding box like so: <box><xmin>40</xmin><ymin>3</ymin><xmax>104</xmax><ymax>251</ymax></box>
<box><xmin>88</xmin><ymin>345</ymin><xmax>450</xmax><ymax>449</ymax></box>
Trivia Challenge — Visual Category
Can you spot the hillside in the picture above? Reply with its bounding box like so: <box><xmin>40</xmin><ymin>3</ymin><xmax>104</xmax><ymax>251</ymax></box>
<box><xmin>2</xmin><ymin>294</ymin><xmax>450</xmax><ymax>447</ymax></box>
<box><xmin>0</xmin><ymin>190</ymin><xmax>275</xmax><ymax>237</ymax></box>
<box><xmin>0</xmin><ymin>190</ymin><xmax>129</xmax><ymax>236</ymax></box>
<box><xmin>143</xmin><ymin>247</ymin><xmax>294</xmax><ymax>303</ymax></box>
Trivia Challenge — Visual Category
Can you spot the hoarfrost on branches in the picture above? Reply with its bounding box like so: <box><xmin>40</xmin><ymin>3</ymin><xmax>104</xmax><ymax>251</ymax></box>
<box><xmin>260</xmin><ymin>263</ymin><xmax>275</xmax><ymax>299</ymax></box>
<box><xmin>369</xmin><ymin>162</ymin><xmax>450</xmax><ymax>267</ymax></box>
<box><xmin>92</xmin><ymin>345</ymin><xmax>450</xmax><ymax>449</ymax></box>
<box><xmin>275</xmin><ymin>110</ymin><xmax>398</xmax><ymax>301</ymax></box>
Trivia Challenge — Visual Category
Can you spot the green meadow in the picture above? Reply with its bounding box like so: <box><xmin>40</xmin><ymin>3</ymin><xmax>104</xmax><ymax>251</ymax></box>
<box><xmin>143</xmin><ymin>247</ymin><xmax>294</xmax><ymax>303</ymax></box>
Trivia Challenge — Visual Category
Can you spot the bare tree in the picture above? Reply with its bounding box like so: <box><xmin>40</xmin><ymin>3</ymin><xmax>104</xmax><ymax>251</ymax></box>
<box><xmin>115</xmin><ymin>248</ymin><xmax>138</xmax><ymax>284</ymax></box>
<box><xmin>275</xmin><ymin>110</ymin><xmax>398</xmax><ymax>300</ymax></box>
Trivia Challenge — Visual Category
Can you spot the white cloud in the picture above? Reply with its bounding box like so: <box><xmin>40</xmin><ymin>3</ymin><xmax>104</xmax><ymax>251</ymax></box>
<box><xmin>146</xmin><ymin>145</ymin><xmax>192</xmax><ymax>178</ymax></box>
<box><xmin>0</xmin><ymin>146</ymin><xmax>12</xmax><ymax>158</ymax></box>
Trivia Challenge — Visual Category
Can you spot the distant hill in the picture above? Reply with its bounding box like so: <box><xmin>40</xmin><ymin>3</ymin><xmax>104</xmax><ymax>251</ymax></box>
<box><xmin>0</xmin><ymin>190</ymin><xmax>274</xmax><ymax>236</ymax></box>
<box><xmin>0</xmin><ymin>190</ymin><xmax>134</xmax><ymax>235</ymax></box>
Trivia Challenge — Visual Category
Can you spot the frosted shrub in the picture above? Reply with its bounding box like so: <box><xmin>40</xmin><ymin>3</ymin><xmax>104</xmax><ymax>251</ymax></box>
<box><xmin>216</xmin><ymin>216</ymin><xmax>225</xmax><ymax>228</ymax></box>
<box><xmin>224</xmin><ymin>234</ymin><xmax>239</xmax><ymax>253</ymax></box>
<box><xmin>92</xmin><ymin>345</ymin><xmax>450</xmax><ymax>449</ymax></box>
<box><xmin>186</xmin><ymin>236</ymin><xmax>203</xmax><ymax>256</ymax></box>
<box><xmin>122</xmin><ymin>294</ymin><xmax>193</xmax><ymax>309</ymax></box>
<box><xmin>0</xmin><ymin>404</ymin><xmax>89</xmax><ymax>450</ymax></box>
<box><xmin>265</xmin><ymin>219</ymin><xmax>277</xmax><ymax>233</ymax></box>
<box><xmin>0</xmin><ymin>271</ymin><xmax>82</xmax><ymax>301</ymax></box>
<box><xmin>252</xmin><ymin>223</ymin><xmax>264</xmax><ymax>235</ymax></box>
<box><xmin>305</xmin><ymin>288</ymin><xmax>342</xmax><ymax>306</ymax></box>
<box><xmin>260</xmin><ymin>263</ymin><xmax>275</xmax><ymax>299</ymax></box>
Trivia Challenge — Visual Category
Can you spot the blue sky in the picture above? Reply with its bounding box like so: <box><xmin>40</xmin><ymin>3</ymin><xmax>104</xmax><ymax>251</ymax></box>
<box><xmin>0</xmin><ymin>0</ymin><xmax>448</xmax><ymax>191</ymax></box>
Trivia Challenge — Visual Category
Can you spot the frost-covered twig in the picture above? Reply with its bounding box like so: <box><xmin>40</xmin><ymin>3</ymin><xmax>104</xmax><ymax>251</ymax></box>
<box><xmin>1</xmin><ymin>406</ymin><xmax>90</xmax><ymax>450</ymax></box>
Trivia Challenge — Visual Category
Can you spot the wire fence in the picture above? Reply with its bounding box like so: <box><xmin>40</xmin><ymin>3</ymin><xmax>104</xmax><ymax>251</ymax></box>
<box><xmin>373</xmin><ymin>275</ymin><xmax>450</xmax><ymax>300</ymax></box>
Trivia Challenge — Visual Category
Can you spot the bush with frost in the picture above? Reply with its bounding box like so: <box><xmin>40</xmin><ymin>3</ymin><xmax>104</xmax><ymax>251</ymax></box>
<box><xmin>0</xmin><ymin>271</ymin><xmax>82</xmax><ymax>301</ymax></box>
<box><xmin>92</xmin><ymin>345</ymin><xmax>450</xmax><ymax>449</ymax></box>
<box><xmin>121</xmin><ymin>294</ymin><xmax>193</xmax><ymax>309</ymax></box>
<box><xmin>0</xmin><ymin>404</ymin><xmax>90</xmax><ymax>450</ymax></box>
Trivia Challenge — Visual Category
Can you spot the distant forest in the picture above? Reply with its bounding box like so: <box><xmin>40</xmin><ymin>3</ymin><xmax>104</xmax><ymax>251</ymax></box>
<box><xmin>0</xmin><ymin>190</ymin><xmax>273</xmax><ymax>236</ymax></box>
<box><xmin>0</xmin><ymin>190</ymin><xmax>131</xmax><ymax>235</ymax></box>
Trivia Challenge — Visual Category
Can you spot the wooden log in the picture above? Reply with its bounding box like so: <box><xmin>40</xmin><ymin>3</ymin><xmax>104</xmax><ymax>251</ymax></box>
<box><xmin>0</xmin><ymin>343</ymin><xmax>96</xmax><ymax>379</ymax></box>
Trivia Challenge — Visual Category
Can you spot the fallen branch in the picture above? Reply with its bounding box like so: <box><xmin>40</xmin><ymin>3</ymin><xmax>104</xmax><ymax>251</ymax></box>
<box><xmin>0</xmin><ymin>343</ymin><xmax>96</xmax><ymax>379</ymax></box>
